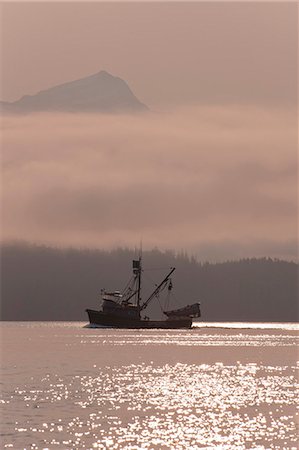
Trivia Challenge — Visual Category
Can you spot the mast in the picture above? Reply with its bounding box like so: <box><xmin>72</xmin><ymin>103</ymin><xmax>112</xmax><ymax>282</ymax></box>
<box><xmin>132</xmin><ymin>256</ymin><xmax>142</xmax><ymax>312</ymax></box>
<box><xmin>137</xmin><ymin>255</ymin><xmax>142</xmax><ymax>310</ymax></box>
<box><xmin>140</xmin><ymin>267</ymin><xmax>175</xmax><ymax>312</ymax></box>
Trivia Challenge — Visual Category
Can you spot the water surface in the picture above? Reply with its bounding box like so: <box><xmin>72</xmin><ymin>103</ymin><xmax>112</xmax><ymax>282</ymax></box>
<box><xmin>1</xmin><ymin>322</ymin><xmax>298</xmax><ymax>449</ymax></box>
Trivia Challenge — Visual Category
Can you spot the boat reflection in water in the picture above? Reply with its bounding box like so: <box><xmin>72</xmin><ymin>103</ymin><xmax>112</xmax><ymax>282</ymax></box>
<box><xmin>86</xmin><ymin>257</ymin><xmax>201</xmax><ymax>329</ymax></box>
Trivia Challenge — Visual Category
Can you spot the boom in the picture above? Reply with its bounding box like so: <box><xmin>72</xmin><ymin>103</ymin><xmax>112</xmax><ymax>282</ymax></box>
<box><xmin>140</xmin><ymin>267</ymin><xmax>175</xmax><ymax>312</ymax></box>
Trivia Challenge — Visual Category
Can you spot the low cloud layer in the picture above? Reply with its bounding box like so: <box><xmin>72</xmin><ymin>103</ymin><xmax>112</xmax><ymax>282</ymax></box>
<box><xmin>1</xmin><ymin>106</ymin><xmax>297</xmax><ymax>261</ymax></box>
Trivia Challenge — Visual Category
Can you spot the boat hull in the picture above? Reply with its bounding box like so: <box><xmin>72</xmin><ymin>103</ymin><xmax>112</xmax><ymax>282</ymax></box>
<box><xmin>86</xmin><ymin>309</ymin><xmax>192</xmax><ymax>329</ymax></box>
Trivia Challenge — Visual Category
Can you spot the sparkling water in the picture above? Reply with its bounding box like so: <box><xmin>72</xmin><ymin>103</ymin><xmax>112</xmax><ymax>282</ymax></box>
<box><xmin>1</xmin><ymin>322</ymin><xmax>298</xmax><ymax>449</ymax></box>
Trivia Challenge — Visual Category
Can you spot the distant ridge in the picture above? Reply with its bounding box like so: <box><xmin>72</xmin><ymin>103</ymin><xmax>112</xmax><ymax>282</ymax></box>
<box><xmin>0</xmin><ymin>70</ymin><xmax>148</xmax><ymax>114</ymax></box>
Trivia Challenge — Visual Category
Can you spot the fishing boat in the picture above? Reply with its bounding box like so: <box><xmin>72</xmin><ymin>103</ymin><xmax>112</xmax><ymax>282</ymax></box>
<box><xmin>86</xmin><ymin>257</ymin><xmax>201</xmax><ymax>329</ymax></box>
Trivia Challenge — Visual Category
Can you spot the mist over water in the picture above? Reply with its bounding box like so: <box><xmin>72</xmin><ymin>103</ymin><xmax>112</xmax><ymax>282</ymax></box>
<box><xmin>1</xmin><ymin>106</ymin><xmax>297</xmax><ymax>260</ymax></box>
<box><xmin>1</xmin><ymin>322</ymin><xmax>298</xmax><ymax>449</ymax></box>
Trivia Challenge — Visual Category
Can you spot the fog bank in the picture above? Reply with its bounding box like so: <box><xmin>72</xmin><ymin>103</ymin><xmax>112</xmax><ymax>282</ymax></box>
<box><xmin>1</xmin><ymin>106</ymin><xmax>297</xmax><ymax>260</ymax></box>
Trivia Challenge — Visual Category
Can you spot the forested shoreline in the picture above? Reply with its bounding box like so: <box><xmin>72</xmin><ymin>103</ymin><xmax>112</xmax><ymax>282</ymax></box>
<box><xmin>1</xmin><ymin>243</ymin><xmax>298</xmax><ymax>322</ymax></box>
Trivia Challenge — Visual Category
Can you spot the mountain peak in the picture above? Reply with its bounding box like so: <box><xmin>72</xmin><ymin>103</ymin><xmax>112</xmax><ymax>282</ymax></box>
<box><xmin>1</xmin><ymin>71</ymin><xmax>148</xmax><ymax>114</ymax></box>
<box><xmin>97</xmin><ymin>70</ymin><xmax>112</xmax><ymax>77</ymax></box>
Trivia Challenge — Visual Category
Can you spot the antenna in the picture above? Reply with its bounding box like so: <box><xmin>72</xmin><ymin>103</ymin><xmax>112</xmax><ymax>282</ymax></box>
<box><xmin>139</xmin><ymin>239</ymin><xmax>143</xmax><ymax>259</ymax></box>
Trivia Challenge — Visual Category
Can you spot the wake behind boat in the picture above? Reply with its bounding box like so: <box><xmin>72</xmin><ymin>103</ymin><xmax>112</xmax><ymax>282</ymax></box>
<box><xmin>86</xmin><ymin>257</ymin><xmax>201</xmax><ymax>329</ymax></box>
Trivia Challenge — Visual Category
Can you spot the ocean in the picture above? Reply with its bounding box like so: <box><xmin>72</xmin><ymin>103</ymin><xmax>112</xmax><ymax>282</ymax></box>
<box><xmin>0</xmin><ymin>322</ymin><xmax>298</xmax><ymax>450</ymax></box>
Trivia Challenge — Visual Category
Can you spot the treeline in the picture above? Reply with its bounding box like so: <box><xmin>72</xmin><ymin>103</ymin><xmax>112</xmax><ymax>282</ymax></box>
<box><xmin>1</xmin><ymin>243</ymin><xmax>298</xmax><ymax>322</ymax></box>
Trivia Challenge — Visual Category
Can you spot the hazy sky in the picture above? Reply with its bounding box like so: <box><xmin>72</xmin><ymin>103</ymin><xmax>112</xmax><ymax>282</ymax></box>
<box><xmin>1</xmin><ymin>2</ymin><xmax>298</xmax><ymax>261</ymax></box>
<box><xmin>1</xmin><ymin>2</ymin><xmax>297</xmax><ymax>108</ymax></box>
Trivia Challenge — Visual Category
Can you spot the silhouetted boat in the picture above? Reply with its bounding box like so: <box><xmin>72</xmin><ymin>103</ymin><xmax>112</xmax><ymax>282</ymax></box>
<box><xmin>86</xmin><ymin>257</ymin><xmax>201</xmax><ymax>329</ymax></box>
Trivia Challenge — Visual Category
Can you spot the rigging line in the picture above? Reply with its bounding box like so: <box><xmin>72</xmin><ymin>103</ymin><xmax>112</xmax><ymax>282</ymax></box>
<box><xmin>142</xmin><ymin>271</ymin><xmax>177</xmax><ymax>310</ymax></box>
<box><xmin>140</xmin><ymin>267</ymin><xmax>175</xmax><ymax>312</ymax></box>
<box><xmin>146</xmin><ymin>278</ymin><xmax>169</xmax><ymax>313</ymax></box>
<box><xmin>142</xmin><ymin>271</ymin><xmax>173</xmax><ymax>293</ymax></box>
<box><xmin>165</xmin><ymin>288</ymin><xmax>173</xmax><ymax>311</ymax></box>
<box><xmin>121</xmin><ymin>274</ymin><xmax>135</xmax><ymax>295</ymax></box>
<box><xmin>143</xmin><ymin>274</ymin><xmax>169</xmax><ymax>292</ymax></box>
<box><xmin>167</xmin><ymin>290</ymin><xmax>183</xmax><ymax>308</ymax></box>
<box><xmin>143</xmin><ymin>271</ymin><xmax>169</xmax><ymax>296</ymax></box>
<box><xmin>155</xmin><ymin>292</ymin><xmax>164</xmax><ymax>313</ymax></box>
<box><xmin>142</xmin><ymin>271</ymin><xmax>160</xmax><ymax>288</ymax></box>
